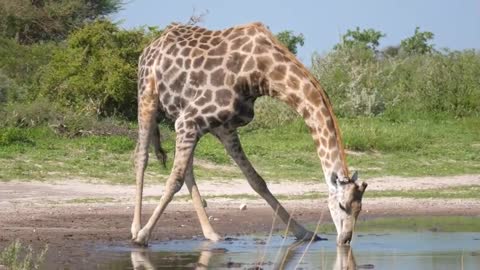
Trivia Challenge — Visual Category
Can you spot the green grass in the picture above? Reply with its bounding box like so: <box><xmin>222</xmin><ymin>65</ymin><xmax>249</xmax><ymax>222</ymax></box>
<box><xmin>1</xmin><ymin>116</ymin><xmax>479</xmax><ymax>183</ymax></box>
<box><xmin>0</xmin><ymin>240</ymin><xmax>48</xmax><ymax>270</ymax></box>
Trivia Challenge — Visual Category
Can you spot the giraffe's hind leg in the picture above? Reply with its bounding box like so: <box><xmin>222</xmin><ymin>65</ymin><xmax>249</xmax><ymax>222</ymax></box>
<box><xmin>185</xmin><ymin>156</ymin><xmax>221</xmax><ymax>241</ymax></box>
<box><xmin>133</xmin><ymin>118</ymin><xmax>199</xmax><ymax>246</ymax></box>
<box><xmin>132</xmin><ymin>78</ymin><xmax>158</xmax><ymax>240</ymax></box>
<box><xmin>213</xmin><ymin>128</ymin><xmax>320</xmax><ymax>241</ymax></box>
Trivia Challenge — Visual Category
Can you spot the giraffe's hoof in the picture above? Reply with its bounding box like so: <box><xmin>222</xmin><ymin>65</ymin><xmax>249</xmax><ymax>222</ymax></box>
<box><xmin>205</xmin><ymin>232</ymin><xmax>222</xmax><ymax>242</ymax></box>
<box><xmin>132</xmin><ymin>229</ymin><xmax>150</xmax><ymax>247</ymax></box>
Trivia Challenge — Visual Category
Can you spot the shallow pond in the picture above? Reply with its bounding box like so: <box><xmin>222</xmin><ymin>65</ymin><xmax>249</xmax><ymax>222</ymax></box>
<box><xmin>96</xmin><ymin>232</ymin><xmax>480</xmax><ymax>269</ymax></box>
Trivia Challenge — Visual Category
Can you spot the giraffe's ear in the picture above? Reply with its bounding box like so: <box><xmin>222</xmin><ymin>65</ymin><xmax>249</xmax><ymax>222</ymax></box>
<box><xmin>330</xmin><ymin>172</ymin><xmax>339</xmax><ymax>187</ymax></box>
<box><xmin>351</xmin><ymin>171</ymin><xmax>359</xmax><ymax>182</ymax></box>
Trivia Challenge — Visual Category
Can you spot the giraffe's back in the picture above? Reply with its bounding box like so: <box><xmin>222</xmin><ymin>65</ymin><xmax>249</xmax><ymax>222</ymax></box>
<box><xmin>138</xmin><ymin>22</ymin><xmax>296</xmax><ymax>132</ymax></box>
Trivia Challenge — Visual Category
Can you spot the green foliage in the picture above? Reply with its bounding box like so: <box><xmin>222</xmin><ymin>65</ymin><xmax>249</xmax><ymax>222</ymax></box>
<box><xmin>38</xmin><ymin>20</ymin><xmax>162</xmax><ymax>119</ymax></box>
<box><xmin>335</xmin><ymin>27</ymin><xmax>385</xmax><ymax>52</ymax></box>
<box><xmin>312</xmin><ymin>46</ymin><xmax>480</xmax><ymax>118</ymax></box>
<box><xmin>0</xmin><ymin>127</ymin><xmax>34</xmax><ymax>146</ymax></box>
<box><xmin>275</xmin><ymin>30</ymin><xmax>305</xmax><ymax>55</ymax></box>
<box><xmin>400</xmin><ymin>26</ymin><xmax>435</xmax><ymax>55</ymax></box>
<box><xmin>0</xmin><ymin>0</ymin><xmax>122</xmax><ymax>44</ymax></box>
<box><xmin>0</xmin><ymin>240</ymin><xmax>47</xmax><ymax>270</ymax></box>
<box><xmin>0</xmin><ymin>37</ymin><xmax>58</xmax><ymax>102</ymax></box>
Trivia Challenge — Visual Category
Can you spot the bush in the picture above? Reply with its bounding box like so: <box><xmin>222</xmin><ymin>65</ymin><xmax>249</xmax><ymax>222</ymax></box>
<box><xmin>0</xmin><ymin>38</ymin><xmax>58</xmax><ymax>102</ymax></box>
<box><xmin>38</xmin><ymin>20</ymin><xmax>162</xmax><ymax>119</ymax></box>
<box><xmin>312</xmin><ymin>47</ymin><xmax>480</xmax><ymax>118</ymax></box>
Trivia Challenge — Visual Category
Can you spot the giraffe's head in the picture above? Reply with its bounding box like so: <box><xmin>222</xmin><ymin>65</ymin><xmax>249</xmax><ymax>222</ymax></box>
<box><xmin>328</xmin><ymin>171</ymin><xmax>367</xmax><ymax>246</ymax></box>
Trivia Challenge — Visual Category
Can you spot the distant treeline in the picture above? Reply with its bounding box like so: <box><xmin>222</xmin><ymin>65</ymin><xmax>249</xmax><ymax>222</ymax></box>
<box><xmin>1</xmin><ymin>0</ymin><xmax>479</xmax><ymax>132</ymax></box>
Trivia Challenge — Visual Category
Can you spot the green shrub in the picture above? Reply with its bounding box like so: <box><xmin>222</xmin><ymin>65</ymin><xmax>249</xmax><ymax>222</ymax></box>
<box><xmin>0</xmin><ymin>128</ymin><xmax>34</xmax><ymax>146</ymax></box>
<box><xmin>312</xmin><ymin>47</ymin><xmax>480</xmax><ymax>118</ymax></box>
<box><xmin>0</xmin><ymin>38</ymin><xmax>58</xmax><ymax>102</ymax></box>
<box><xmin>38</xmin><ymin>20</ymin><xmax>162</xmax><ymax>119</ymax></box>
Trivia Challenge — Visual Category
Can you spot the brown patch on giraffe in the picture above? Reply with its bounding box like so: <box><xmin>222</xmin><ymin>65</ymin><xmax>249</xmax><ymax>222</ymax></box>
<box><xmin>328</xmin><ymin>136</ymin><xmax>336</xmax><ymax>149</ymax></box>
<box><xmin>221</xmin><ymin>28</ymin><xmax>233</xmax><ymax>37</ymax></box>
<box><xmin>199</xmin><ymin>44</ymin><xmax>210</xmax><ymax>50</ymax></box>
<box><xmin>303</xmin><ymin>84</ymin><xmax>323</xmax><ymax>106</ymax></box>
<box><xmin>254</xmin><ymin>45</ymin><xmax>269</xmax><ymax>54</ymax></box>
<box><xmin>326</xmin><ymin>118</ymin><xmax>334</xmax><ymax>130</ymax></box>
<box><xmin>161</xmin><ymin>58</ymin><xmax>173</xmax><ymax>71</ymax></box>
<box><xmin>204</xmin><ymin>57</ymin><xmax>223</xmax><ymax>70</ymax></box>
<box><xmin>164</xmin><ymin>66</ymin><xmax>179</xmax><ymax>81</ymax></box>
<box><xmin>241</xmin><ymin>41</ymin><xmax>253</xmax><ymax>53</ymax></box>
<box><xmin>225</xmin><ymin>74</ymin><xmax>236</xmax><ymax>87</ymax></box>
<box><xmin>233</xmin><ymin>76</ymin><xmax>249</xmax><ymax>95</ymax></box>
<box><xmin>255</xmin><ymin>36</ymin><xmax>272</xmax><ymax>47</ymax></box>
<box><xmin>188</xmin><ymin>40</ymin><xmax>198</xmax><ymax>47</ymax></box>
<box><xmin>247</xmin><ymin>26</ymin><xmax>257</xmax><ymax>36</ymax></box>
<box><xmin>158</xmin><ymin>82</ymin><xmax>167</xmax><ymax>93</ymax></box>
<box><xmin>208</xmin><ymin>42</ymin><xmax>228</xmax><ymax>56</ymax></box>
<box><xmin>226</xmin><ymin>52</ymin><xmax>248</xmax><ymax>73</ymax></box>
<box><xmin>184</xmin><ymin>87</ymin><xmax>197</xmax><ymax>98</ymax></box>
<box><xmin>286</xmin><ymin>93</ymin><xmax>301</xmax><ymax>108</ymax></box>
<box><xmin>194</xmin><ymin>89</ymin><xmax>213</xmax><ymax>107</ymax></box>
<box><xmin>184</xmin><ymin>59</ymin><xmax>191</xmax><ymax>70</ymax></box>
<box><xmin>210</xmin><ymin>69</ymin><xmax>226</xmax><ymax>87</ymax></box>
<box><xmin>215</xmin><ymin>89</ymin><xmax>233</xmax><ymax>107</ymax></box>
<box><xmin>201</xmin><ymin>105</ymin><xmax>217</xmax><ymax>114</ymax></box>
<box><xmin>231</xmin><ymin>36</ymin><xmax>250</xmax><ymax>50</ymax></box>
<box><xmin>200</xmin><ymin>36</ymin><xmax>211</xmax><ymax>43</ymax></box>
<box><xmin>185</xmin><ymin>106</ymin><xmax>199</xmax><ymax>118</ymax></box>
<box><xmin>175</xmin><ymin>58</ymin><xmax>183</xmax><ymax>67</ymax></box>
<box><xmin>301</xmin><ymin>108</ymin><xmax>310</xmax><ymax>119</ymax></box>
<box><xmin>212</xmin><ymin>30</ymin><xmax>221</xmax><ymax>36</ymax></box>
<box><xmin>243</xmin><ymin>56</ymin><xmax>255</xmax><ymax>72</ymax></box>
<box><xmin>181</xmin><ymin>47</ymin><xmax>192</xmax><ymax>57</ymax></box>
<box><xmin>178</xmin><ymin>40</ymin><xmax>187</xmax><ymax>47</ymax></box>
<box><xmin>193</xmin><ymin>56</ymin><xmax>205</xmax><ymax>68</ymax></box>
<box><xmin>210</xmin><ymin>37</ymin><xmax>222</xmax><ymax>46</ymax></box>
<box><xmin>190</xmin><ymin>70</ymin><xmax>207</xmax><ymax>87</ymax></box>
<box><xmin>287</xmin><ymin>75</ymin><xmax>300</xmax><ymax>90</ymax></box>
<box><xmin>289</xmin><ymin>65</ymin><xmax>304</xmax><ymax>78</ymax></box>
<box><xmin>228</xmin><ymin>30</ymin><xmax>244</xmax><ymax>41</ymax></box>
<box><xmin>218</xmin><ymin>110</ymin><xmax>231</xmax><ymax>121</ymax></box>
<box><xmin>191</xmin><ymin>48</ymin><xmax>203</xmax><ymax>58</ymax></box>
<box><xmin>170</xmin><ymin>72</ymin><xmax>187</xmax><ymax>92</ymax></box>
<box><xmin>270</xmin><ymin>65</ymin><xmax>287</xmax><ymax>81</ymax></box>
<box><xmin>256</xmin><ymin>56</ymin><xmax>273</xmax><ymax>72</ymax></box>
<box><xmin>194</xmin><ymin>116</ymin><xmax>206</xmax><ymax>128</ymax></box>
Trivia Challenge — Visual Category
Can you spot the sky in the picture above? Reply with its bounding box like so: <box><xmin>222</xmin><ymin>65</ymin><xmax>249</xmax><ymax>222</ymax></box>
<box><xmin>113</xmin><ymin>0</ymin><xmax>480</xmax><ymax>63</ymax></box>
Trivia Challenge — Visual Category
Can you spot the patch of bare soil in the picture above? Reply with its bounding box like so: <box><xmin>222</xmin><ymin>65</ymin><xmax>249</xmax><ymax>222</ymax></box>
<box><xmin>0</xmin><ymin>175</ymin><xmax>479</xmax><ymax>268</ymax></box>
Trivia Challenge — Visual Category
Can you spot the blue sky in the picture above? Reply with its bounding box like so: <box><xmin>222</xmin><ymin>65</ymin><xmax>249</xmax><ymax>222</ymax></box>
<box><xmin>114</xmin><ymin>0</ymin><xmax>480</xmax><ymax>63</ymax></box>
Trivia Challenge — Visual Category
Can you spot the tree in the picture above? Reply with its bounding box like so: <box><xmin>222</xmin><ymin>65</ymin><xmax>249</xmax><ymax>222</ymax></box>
<box><xmin>275</xmin><ymin>30</ymin><xmax>305</xmax><ymax>55</ymax></box>
<box><xmin>0</xmin><ymin>0</ymin><xmax>122</xmax><ymax>44</ymax></box>
<box><xmin>336</xmin><ymin>27</ymin><xmax>385</xmax><ymax>52</ymax></box>
<box><xmin>400</xmin><ymin>27</ymin><xmax>434</xmax><ymax>55</ymax></box>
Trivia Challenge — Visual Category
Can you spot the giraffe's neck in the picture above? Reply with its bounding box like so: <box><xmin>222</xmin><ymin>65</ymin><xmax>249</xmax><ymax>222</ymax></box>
<box><xmin>271</xmin><ymin>72</ymin><xmax>349</xmax><ymax>190</ymax></box>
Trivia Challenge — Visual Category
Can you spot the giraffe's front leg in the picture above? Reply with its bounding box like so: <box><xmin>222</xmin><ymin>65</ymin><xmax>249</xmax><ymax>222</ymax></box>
<box><xmin>133</xmin><ymin>124</ymin><xmax>199</xmax><ymax>246</ymax></box>
<box><xmin>184</xmin><ymin>156</ymin><xmax>221</xmax><ymax>242</ymax></box>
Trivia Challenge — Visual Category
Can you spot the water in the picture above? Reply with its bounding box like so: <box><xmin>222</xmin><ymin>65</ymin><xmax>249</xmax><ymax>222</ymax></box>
<box><xmin>96</xmin><ymin>232</ymin><xmax>480</xmax><ymax>269</ymax></box>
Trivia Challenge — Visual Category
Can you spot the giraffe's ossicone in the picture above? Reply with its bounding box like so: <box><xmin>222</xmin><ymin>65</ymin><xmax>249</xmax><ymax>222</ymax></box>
<box><xmin>132</xmin><ymin>22</ymin><xmax>368</xmax><ymax>246</ymax></box>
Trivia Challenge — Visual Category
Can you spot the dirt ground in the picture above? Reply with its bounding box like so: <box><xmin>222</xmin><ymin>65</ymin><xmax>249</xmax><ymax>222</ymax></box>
<box><xmin>1</xmin><ymin>175</ymin><xmax>480</xmax><ymax>268</ymax></box>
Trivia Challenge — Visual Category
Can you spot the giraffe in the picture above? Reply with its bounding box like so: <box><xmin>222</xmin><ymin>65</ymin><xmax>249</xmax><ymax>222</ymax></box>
<box><xmin>132</xmin><ymin>22</ymin><xmax>368</xmax><ymax>246</ymax></box>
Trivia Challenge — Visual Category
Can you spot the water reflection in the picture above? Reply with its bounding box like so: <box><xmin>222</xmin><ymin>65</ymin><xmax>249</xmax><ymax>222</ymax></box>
<box><xmin>334</xmin><ymin>246</ymin><xmax>356</xmax><ymax>270</ymax></box>
<box><xmin>129</xmin><ymin>241</ymin><xmax>357</xmax><ymax>270</ymax></box>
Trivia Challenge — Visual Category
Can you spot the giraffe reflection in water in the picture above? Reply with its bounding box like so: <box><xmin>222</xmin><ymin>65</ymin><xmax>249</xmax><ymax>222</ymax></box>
<box><xmin>130</xmin><ymin>241</ymin><xmax>356</xmax><ymax>269</ymax></box>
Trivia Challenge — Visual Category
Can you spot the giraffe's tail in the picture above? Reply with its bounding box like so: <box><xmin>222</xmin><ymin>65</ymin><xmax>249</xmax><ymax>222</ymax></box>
<box><xmin>151</xmin><ymin>124</ymin><xmax>167</xmax><ymax>168</ymax></box>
